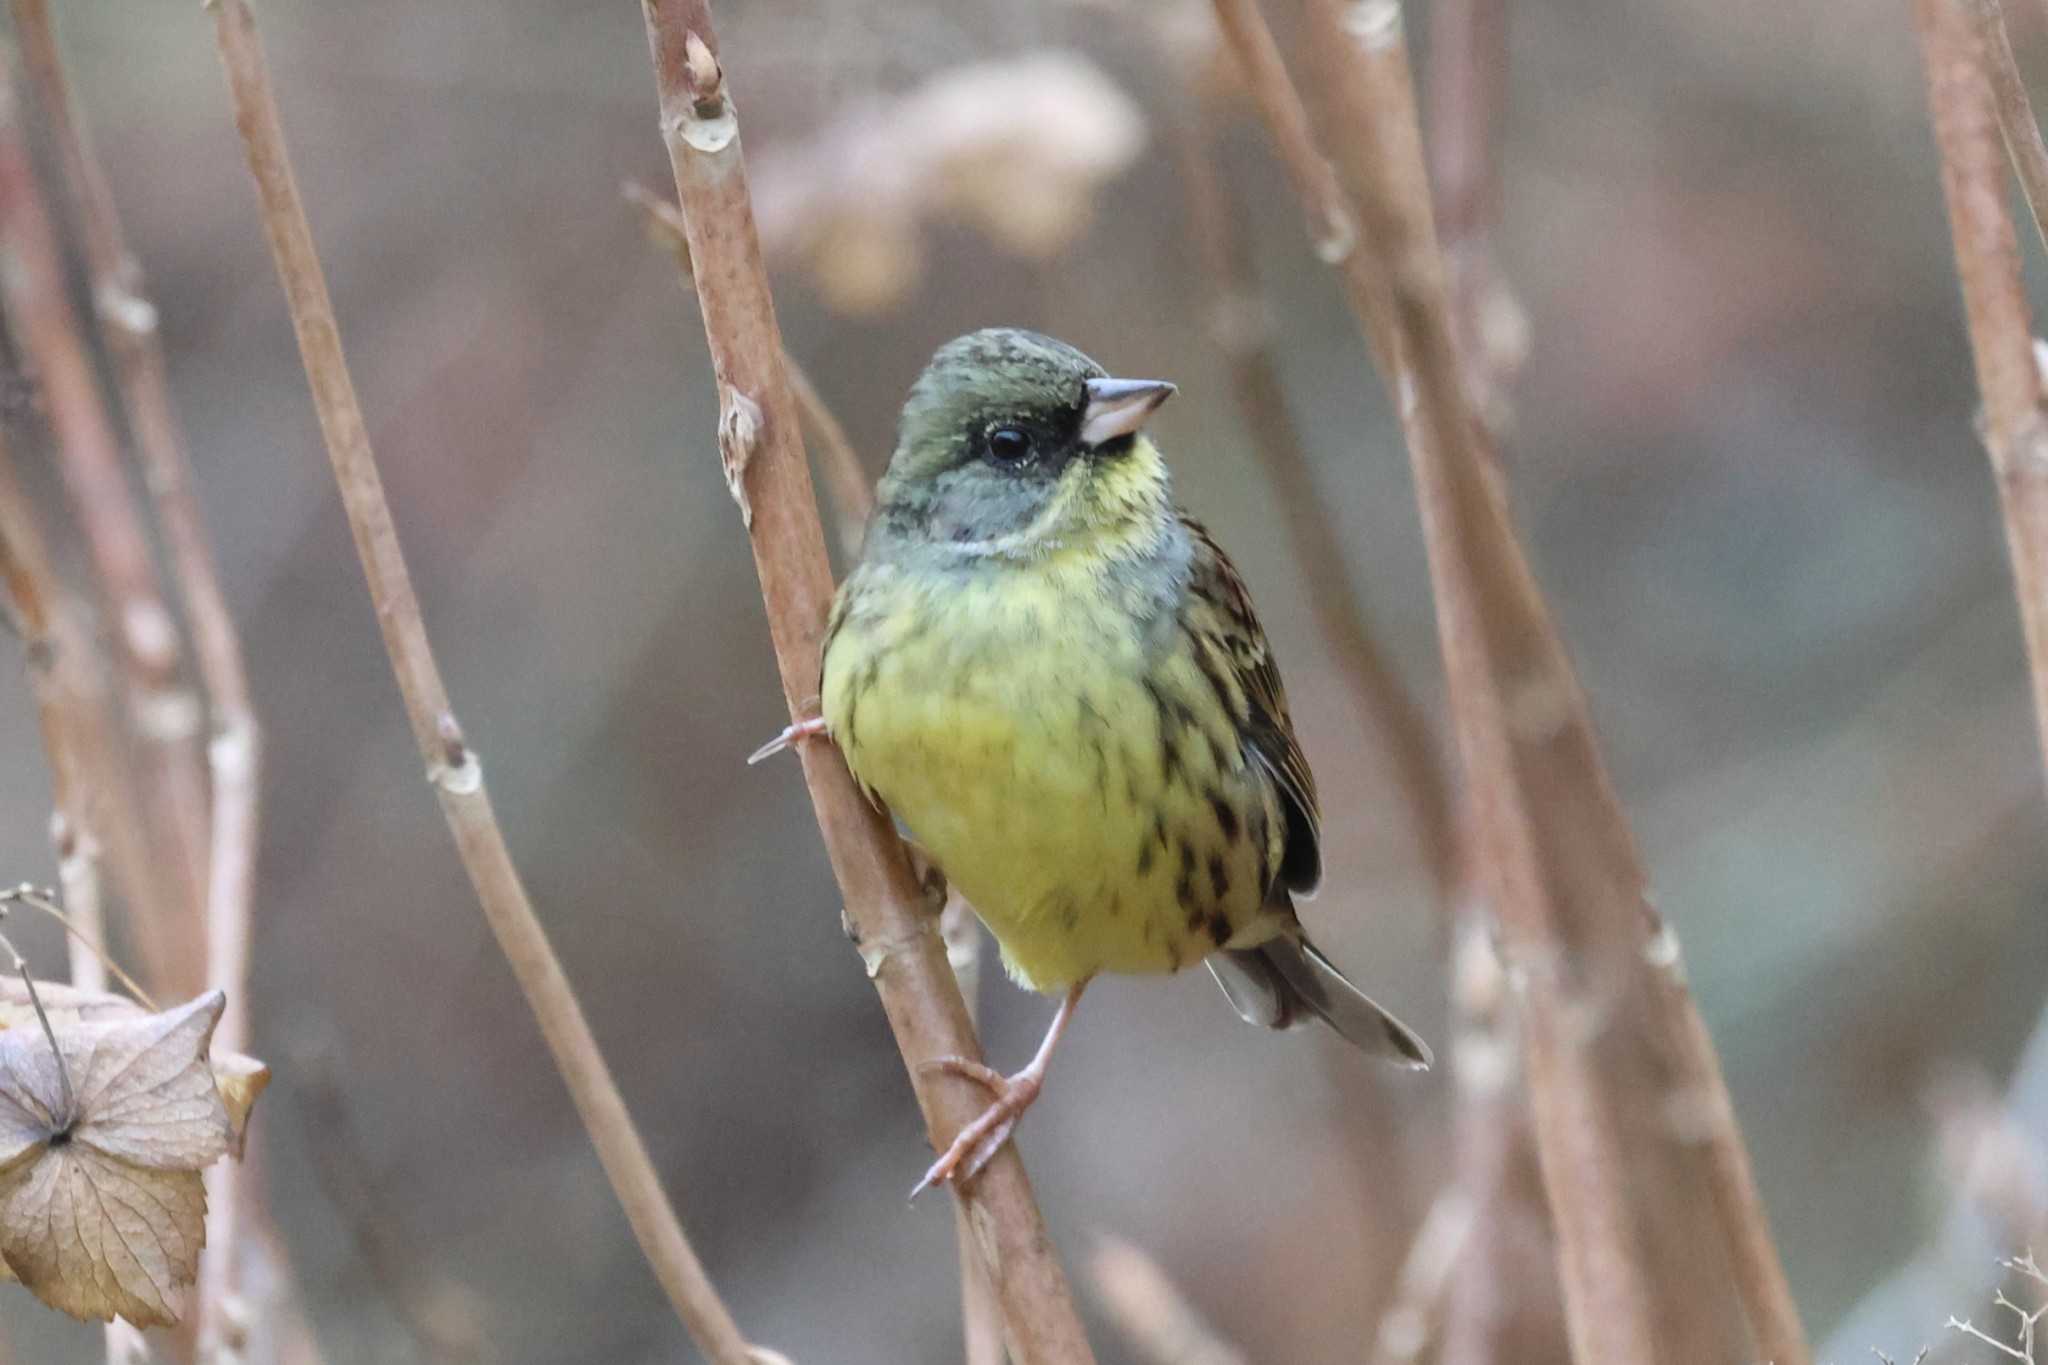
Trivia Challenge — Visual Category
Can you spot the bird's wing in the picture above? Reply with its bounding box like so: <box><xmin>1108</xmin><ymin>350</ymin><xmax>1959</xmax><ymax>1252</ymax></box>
<box><xmin>1181</xmin><ymin>515</ymin><xmax>1323</xmax><ymax>896</ymax></box>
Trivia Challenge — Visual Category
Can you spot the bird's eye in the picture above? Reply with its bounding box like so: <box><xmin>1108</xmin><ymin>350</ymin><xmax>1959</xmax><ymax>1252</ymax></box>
<box><xmin>986</xmin><ymin>425</ymin><xmax>1032</xmax><ymax>462</ymax></box>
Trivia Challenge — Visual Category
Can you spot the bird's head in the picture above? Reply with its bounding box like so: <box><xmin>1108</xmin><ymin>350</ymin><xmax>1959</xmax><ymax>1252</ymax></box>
<box><xmin>870</xmin><ymin>328</ymin><xmax>1176</xmax><ymax>559</ymax></box>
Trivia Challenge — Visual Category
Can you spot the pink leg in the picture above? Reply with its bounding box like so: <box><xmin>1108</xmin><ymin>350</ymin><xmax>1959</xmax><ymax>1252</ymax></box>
<box><xmin>747</xmin><ymin>714</ymin><xmax>828</xmax><ymax>765</ymax></box>
<box><xmin>911</xmin><ymin>981</ymin><xmax>1088</xmax><ymax>1198</ymax></box>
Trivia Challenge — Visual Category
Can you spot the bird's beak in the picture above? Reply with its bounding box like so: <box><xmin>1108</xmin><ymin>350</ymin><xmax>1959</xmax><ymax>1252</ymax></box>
<box><xmin>1080</xmin><ymin>376</ymin><xmax>1176</xmax><ymax>447</ymax></box>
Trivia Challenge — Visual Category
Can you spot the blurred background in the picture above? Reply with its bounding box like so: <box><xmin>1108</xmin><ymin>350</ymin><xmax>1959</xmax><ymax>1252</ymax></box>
<box><xmin>5</xmin><ymin>0</ymin><xmax>2048</xmax><ymax>1360</ymax></box>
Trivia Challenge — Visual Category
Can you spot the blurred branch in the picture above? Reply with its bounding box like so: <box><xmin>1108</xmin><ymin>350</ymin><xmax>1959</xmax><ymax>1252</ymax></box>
<box><xmin>1917</xmin><ymin>0</ymin><xmax>2048</xmax><ymax>798</ymax></box>
<box><xmin>1210</xmin><ymin>0</ymin><xmax>1807</xmax><ymax>1360</ymax></box>
<box><xmin>1424</xmin><ymin>0</ymin><xmax>1526</xmax><ymax>438</ymax></box>
<box><xmin>624</xmin><ymin>180</ymin><xmax>874</xmax><ymax>554</ymax></box>
<box><xmin>298</xmin><ymin>1052</ymin><xmax>486</xmax><ymax>1364</ymax></box>
<box><xmin>782</xmin><ymin>361</ymin><xmax>871</xmax><ymax>558</ymax></box>
<box><xmin>635</xmin><ymin>8</ymin><xmax>1094</xmax><ymax>1363</ymax></box>
<box><xmin>10</xmin><ymin>1</ymin><xmax>266</xmax><ymax>1351</ymax></box>
<box><xmin>204</xmin><ymin>6</ymin><xmax>767</xmax><ymax>1363</ymax></box>
<box><xmin>1973</xmin><ymin>0</ymin><xmax>2048</xmax><ymax>256</ymax></box>
<box><xmin>1168</xmin><ymin>92</ymin><xmax>1458</xmax><ymax>904</ymax></box>
<box><xmin>0</xmin><ymin>60</ymin><xmax>210</xmax><ymax>1000</ymax></box>
<box><xmin>1090</xmin><ymin>1235</ymin><xmax>1249</xmax><ymax>1365</ymax></box>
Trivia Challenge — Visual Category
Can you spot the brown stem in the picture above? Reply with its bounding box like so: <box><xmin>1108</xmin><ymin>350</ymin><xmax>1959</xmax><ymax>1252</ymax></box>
<box><xmin>1425</xmin><ymin>0</ymin><xmax>1526</xmax><ymax>438</ymax></box>
<box><xmin>1420</xmin><ymin>5</ymin><xmax>1564</xmax><ymax>1361</ymax></box>
<box><xmin>636</xmin><ymin>8</ymin><xmax>1094</xmax><ymax>1362</ymax></box>
<box><xmin>10</xmin><ymin>2</ymin><xmax>267</xmax><ymax>1351</ymax></box>
<box><xmin>0</xmin><ymin>63</ymin><xmax>210</xmax><ymax>999</ymax></box>
<box><xmin>626</xmin><ymin>174</ymin><xmax>999</xmax><ymax>1360</ymax></box>
<box><xmin>1090</xmin><ymin>1235</ymin><xmax>1249</xmax><ymax>1365</ymax></box>
<box><xmin>1972</xmin><ymin>0</ymin><xmax>2048</xmax><ymax>257</ymax></box>
<box><xmin>624</xmin><ymin>180</ymin><xmax>876</xmax><ymax>554</ymax></box>
<box><xmin>783</xmin><ymin>359</ymin><xmax>873</xmax><ymax>557</ymax></box>
<box><xmin>1169</xmin><ymin>94</ymin><xmax>1458</xmax><ymax>905</ymax></box>
<box><xmin>1214</xmin><ymin>0</ymin><xmax>1809</xmax><ymax>1360</ymax></box>
<box><xmin>205</xmin><ymin>5</ymin><xmax>763</xmax><ymax>1361</ymax></box>
<box><xmin>1919</xmin><ymin>0</ymin><xmax>2048</xmax><ymax>799</ymax></box>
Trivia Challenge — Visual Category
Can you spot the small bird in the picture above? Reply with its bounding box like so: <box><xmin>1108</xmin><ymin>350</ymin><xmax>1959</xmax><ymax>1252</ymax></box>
<box><xmin>784</xmin><ymin>328</ymin><xmax>1429</xmax><ymax>1194</ymax></box>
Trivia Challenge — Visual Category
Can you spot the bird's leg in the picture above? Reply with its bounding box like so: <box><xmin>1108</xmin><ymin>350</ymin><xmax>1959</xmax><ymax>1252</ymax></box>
<box><xmin>912</xmin><ymin>981</ymin><xmax>1088</xmax><ymax>1197</ymax></box>
<box><xmin>747</xmin><ymin>714</ymin><xmax>829</xmax><ymax>765</ymax></box>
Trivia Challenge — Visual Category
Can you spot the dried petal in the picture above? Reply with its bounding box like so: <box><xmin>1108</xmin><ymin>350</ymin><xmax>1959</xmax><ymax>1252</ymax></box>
<box><xmin>0</xmin><ymin>992</ymin><xmax>233</xmax><ymax>1324</ymax></box>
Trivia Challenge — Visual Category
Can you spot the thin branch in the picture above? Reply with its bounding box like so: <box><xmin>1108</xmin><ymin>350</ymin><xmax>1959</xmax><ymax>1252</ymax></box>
<box><xmin>0</xmin><ymin>911</ymin><xmax>76</xmax><ymax>1119</ymax></box>
<box><xmin>1973</xmin><ymin>0</ymin><xmax>2048</xmax><ymax>256</ymax></box>
<box><xmin>1213</xmin><ymin>1</ymin><xmax>1808</xmax><ymax>1361</ymax></box>
<box><xmin>1424</xmin><ymin>0</ymin><xmax>1526</xmax><ymax>437</ymax></box>
<box><xmin>1168</xmin><ymin>89</ymin><xmax>1458</xmax><ymax>904</ymax></box>
<box><xmin>10</xmin><ymin>4</ymin><xmax>266</xmax><ymax>1353</ymax></box>
<box><xmin>0</xmin><ymin>63</ymin><xmax>211</xmax><ymax>998</ymax></box>
<box><xmin>782</xmin><ymin>360</ymin><xmax>872</xmax><ymax>557</ymax></box>
<box><xmin>625</xmin><ymin>180</ymin><xmax>875</xmax><ymax>554</ymax></box>
<box><xmin>636</xmin><ymin>9</ymin><xmax>1094</xmax><ymax>1363</ymax></box>
<box><xmin>627</xmin><ymin>174</ymin><xmax>997</xmax><ymax>1360</ymax></box>
<box><xmin>1090</xmin><ymin>1235</ymin><xmax>1249</xmax><ymax>1365</ymax></box>
<box><xmin>204</xmin><ymin>6</ymin><xmax>765</xmax><ymax>1362</ymax></box>
<box><xmin>1918</xmin><ymin>0</ymin><xmax>2048</xmax><ymax>800</ymax></box>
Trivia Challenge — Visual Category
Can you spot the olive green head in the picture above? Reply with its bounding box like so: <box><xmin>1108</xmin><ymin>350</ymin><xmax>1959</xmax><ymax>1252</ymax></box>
<box><xmin>868</xmin><ymin>328</ymin><xmax>1176</xmax><ymax>556</ymax></box>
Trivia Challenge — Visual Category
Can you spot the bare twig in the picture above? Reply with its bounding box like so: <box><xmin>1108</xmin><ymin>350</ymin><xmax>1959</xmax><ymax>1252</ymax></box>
<box><xmin>1168</xmin><ymin>93</ymin><xmax>1457</xmax><ymax>902</ymax></box>
<box><xmin>0</xmin><ymin>63</ymin><xmax>210</xmax><ymax>999</ymax></box>
<box><xmin>636</xmin><ymin>9</ymin><xmax>1093</xmax><ymax>1363</ymax></box>
<box><xmin>204</xmin><ymin>6</ymin><xmax>764</xmax><ymax>1362</ymax></box>
<box><xmin>782</xmin><ymin>360</ymin><xmax>872</xmax><ymax>557</ymax></box>
<box><xmin>1211</xmin><ymin>0</ymin><xmax>1808</xmax><ymax>1360</ymax></box>
<box><xmin>625</xmin><ymin>180</ymin><xmax>875</xmax><ymax>554</ymax></box>
<box><xmin>628</xmin><ymin>173</ymin><xmax>996</xmax><ymax>1360</ymax></box>
<box><xmin>10</xmin><ymin>3</ymin><xmax>267</xmax><ymax>1351</ymax></box>
<box><xmin>1973</xmin><ymin>0</ymin><xmax>2048</xmax><ymax>256</ymax></box>
<box><xmin>1090</xmin><ymin>1235</ymin><xmax>1249</xmax><ymax>1365</ymax></box>
<box><xmin>1917</xmin><ymin>0</ymin><xmax>2048</xmax><ymax>798</ymax></box>
<box><xmin>1424</xmin><ymin>0</ymin><xmax>1526</xmax><ymax>437</ymax></box>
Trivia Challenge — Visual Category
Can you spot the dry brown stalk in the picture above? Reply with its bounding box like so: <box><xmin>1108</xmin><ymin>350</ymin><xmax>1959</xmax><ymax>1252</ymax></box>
<box><xmin>625</xmin><ymin>176</ymin><xmax>1000</xmax><ymax>1362</ymax></box>
<box><xmin>1917</xmin><ymin>0</ymin><xmax>2048</xmax><ymax>797</ymax></box>
<box><xmin>11</xmin><ymin>2</ymin><xmax>267</xmax><ymax>1351</ymax></box>
<box><xmin>1972</xmin><ymin>0</ymin><xmax>2048</xmax><ymax>256</ymax></box>
<box><xmin>1424</xmin><ymin>0</ymin><xmax>1526</xmax><ymax>437</ymax></box>
<box><xmin>1418</xmin><ymin>8</ymin><xmax>1563</xmax><ymax>1361</ymax></box>
<box><xmin>1210</xmin><ymin>0</ymin><xmax>1808</xmax><ymax>1360</ymax></box>
<box><xmin>1090</xmin><ymin>1235</ymin><xmax>1249</xmax><ymax>1365</ymax></box>
<box><xmin>0</xmin><ymin>69</ymin><xmax>210</xmax><ymax>999</ymax></box>
<box><xmin>204</xmin><ymin>5</ymin><xmax>763</xmax><ymax>1361</ymax></box>
<box><xmin>636</xmin><ymin>7</ymin><xmax>1094</xmax><ymax>1362</ymax></box>
<box><xmin>1169</xmin><ymin>92</ymin><xmax>1458</xmax><ymax>905</ymax></box>
<box><xmin>782</xmin><ymin>360</ymin><xmax>873</xmax><ymax>558</ymax></box>
<box><xmin>623</xmin><ymin>180</ymin><xmax>876</xmax><ymax>556</ymax></box>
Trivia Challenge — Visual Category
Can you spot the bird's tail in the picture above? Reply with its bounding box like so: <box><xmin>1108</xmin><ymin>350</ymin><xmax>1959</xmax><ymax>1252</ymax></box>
<box><xmin>1206</xmin><ymin>937</ymin><xmax>1432</xmax><ymax>1068</ymax></box>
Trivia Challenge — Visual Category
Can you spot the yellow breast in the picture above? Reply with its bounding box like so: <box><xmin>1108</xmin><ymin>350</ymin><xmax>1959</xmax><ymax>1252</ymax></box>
<box><xmin>822</xmin><ymin>554</ymin><xmax>1287</xmax><ymax>993</ymax></box>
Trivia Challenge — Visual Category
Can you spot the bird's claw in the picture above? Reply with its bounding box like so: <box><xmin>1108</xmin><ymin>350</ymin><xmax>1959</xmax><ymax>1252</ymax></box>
<box><xmin>910</xmin><ymin>1055</ymin><xmax>1044</xmax><ymax>1199</ymax></box>
<box><xmin>747</xmin><ymin>715</ymin><xmax>828</xmax><ymax>765</ymax></box>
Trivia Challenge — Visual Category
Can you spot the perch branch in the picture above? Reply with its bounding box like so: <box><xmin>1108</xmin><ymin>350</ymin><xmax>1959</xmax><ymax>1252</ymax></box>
<box><xmin>1972</xmin><ymin>0</ymin><xmax>2048</xmax><ymax>256</ymax></box>
<box><xmin>0</xmin><ymin>63</ymin><xmax>210</xmax><ymax>998</ymax></box>
<box><xmin>11</xmin><ymin>1</ymin><xmax>266</xmax><ymax>1351</ymax></box>
<box><xmin>635</xmin><ymin>7</ymin><xmax>1094</xmax><ymax>1362</ymax></box>
<box><xmin>1917</xmin><ymin>0</ymin><xmax>2048</xmax><ymax>795</ymax></box>
<box><xmin>205</xmin><ymin>5</ymin><xmax>764</xmax><ymax>1362</ymax></box>
<box><xmin>1212</xmin><ymin>0</ymin><xmax>1808</xmax><ymax>1360</ymax></box>
<box><xmin>626</xmin><ymin>175</ymin><xmax>997</xmax><ymax>1360</ymax></box>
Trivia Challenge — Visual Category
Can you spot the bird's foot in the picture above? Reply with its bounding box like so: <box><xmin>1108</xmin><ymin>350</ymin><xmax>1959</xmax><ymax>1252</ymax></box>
<box><xmin>747</xmin><ymin>715</ymin><xmax>828</xmax><ymax>765</ymax></box>
<box><xmin>910</xmin><ymin>1056</ymin><xmax>1045</xmax><ymax>1198</ymax></box>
